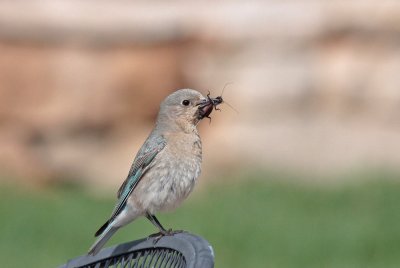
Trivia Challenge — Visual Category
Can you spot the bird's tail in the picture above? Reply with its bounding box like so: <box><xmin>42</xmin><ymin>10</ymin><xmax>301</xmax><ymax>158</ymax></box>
<box><xmin>88</xmin><ymin>222</ymin><xmax>119</xmax><ymax>256</ymax></box>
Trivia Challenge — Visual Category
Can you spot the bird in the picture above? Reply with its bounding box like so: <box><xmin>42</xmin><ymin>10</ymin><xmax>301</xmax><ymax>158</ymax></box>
<box><xmin>88</xmin><ymin>88</ymin><xmax>222</xmax><ymax>255</ymax></box>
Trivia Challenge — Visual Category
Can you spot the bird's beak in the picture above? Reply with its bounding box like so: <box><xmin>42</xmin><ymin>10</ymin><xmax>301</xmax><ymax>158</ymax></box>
<box><xmin>196</xmin><ymin>96</ymin><xmax>223</xmax><ymax>120</ymax></box>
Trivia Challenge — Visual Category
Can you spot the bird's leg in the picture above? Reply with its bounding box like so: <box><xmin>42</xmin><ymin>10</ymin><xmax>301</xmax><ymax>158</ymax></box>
<box><xmin>146</xmin><ymin>213</ymin><xmax>168</xmax><ymax>234</ymax></box>
<box><xmin>152</xmin><ymin>214</ymin><xmax>185</xmax><ymax>234</ymax></box>
<box><xmin>146</xmin><ymin>213</ymin><xmax>184</xmax><ymax>244</ymax></box>
<box><xmin>146</xmin><ymin>213</ymin><xmax>168</xmax><ymax>244</ymax></box>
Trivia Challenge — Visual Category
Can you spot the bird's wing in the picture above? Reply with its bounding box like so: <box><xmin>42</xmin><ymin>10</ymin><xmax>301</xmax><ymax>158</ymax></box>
<box><xmin>94</xmin><ymin>135</ymin><xmax>166</xmax><ymax>237</ymax></box>
<box><xmin>111</xmin><ymin>136</ymin><xmax>166</xmax><ymax>222</ymax></box>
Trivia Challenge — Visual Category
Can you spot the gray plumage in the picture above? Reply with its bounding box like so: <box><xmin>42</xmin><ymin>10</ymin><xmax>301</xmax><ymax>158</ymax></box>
<box><xmin>88</xmin><ymin>89</ymin><xmax>219</xmax><ymax>255</ymax></box>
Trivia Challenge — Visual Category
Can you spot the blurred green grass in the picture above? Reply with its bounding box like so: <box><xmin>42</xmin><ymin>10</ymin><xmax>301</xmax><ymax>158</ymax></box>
<box><xmin>1</xmin><ymin>172</ymin><xmax>400</xmax><ymax>268</ymax></box>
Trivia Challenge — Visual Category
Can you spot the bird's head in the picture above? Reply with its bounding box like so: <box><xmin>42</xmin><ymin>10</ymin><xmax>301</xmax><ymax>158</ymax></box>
<box><xmin>156</xmin><ymin>89</ymin><xmax>221</xmax><ymax>133</ymax></box>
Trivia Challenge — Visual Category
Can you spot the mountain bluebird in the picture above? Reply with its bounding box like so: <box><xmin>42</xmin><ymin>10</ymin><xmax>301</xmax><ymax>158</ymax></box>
<box><xmin>88</xmin><ymin>89</ymin><xmax>222</xmax><ymax>255</ymax></box>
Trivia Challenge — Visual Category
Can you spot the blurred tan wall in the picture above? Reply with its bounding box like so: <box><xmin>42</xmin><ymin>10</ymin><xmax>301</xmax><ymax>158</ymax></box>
<box><xmin>0</xmin><ymin>1</ymin><xmax>400</xmax><ymax>188</ymax></box>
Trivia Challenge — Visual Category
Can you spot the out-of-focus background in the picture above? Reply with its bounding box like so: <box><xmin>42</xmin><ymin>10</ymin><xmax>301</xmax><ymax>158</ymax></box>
<box><xmin>1</xmin><ymin>1</ymin><xmax>400</xmax><ymax>267</ymax></box>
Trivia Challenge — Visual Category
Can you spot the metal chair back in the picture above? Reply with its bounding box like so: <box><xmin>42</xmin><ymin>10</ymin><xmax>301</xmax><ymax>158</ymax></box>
<box><xmin>60</xmin><ymin>232</ymin><xmax>214</xmax><ymax>268</ymax></box>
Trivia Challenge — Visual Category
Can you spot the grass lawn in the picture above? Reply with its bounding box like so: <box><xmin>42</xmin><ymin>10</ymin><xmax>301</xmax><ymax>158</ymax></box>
<box><xmin>1</xmin><ymin>172</ymin><xmax>400</xmax><ymax>268</ymax></box>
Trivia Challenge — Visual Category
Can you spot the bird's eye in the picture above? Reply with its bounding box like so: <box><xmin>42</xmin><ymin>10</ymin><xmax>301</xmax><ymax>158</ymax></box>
<box><xmin>182</xmin><ymin>100</ymin><xmax>190</xmax><ymax>106</ymax></box>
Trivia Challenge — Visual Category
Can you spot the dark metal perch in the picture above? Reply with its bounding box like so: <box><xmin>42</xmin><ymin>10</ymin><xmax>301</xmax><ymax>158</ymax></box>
<box><xmin>59</xmin><ymin>232</ymin><xmax>214</xmax><ymax>268</ymax></box>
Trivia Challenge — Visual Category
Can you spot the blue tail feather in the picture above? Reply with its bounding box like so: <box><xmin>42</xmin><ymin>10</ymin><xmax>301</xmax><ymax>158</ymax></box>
<box><xmin>88</xmin><ymin>222</ymin><xmax>119</xmax><ymax>256</ymax></box>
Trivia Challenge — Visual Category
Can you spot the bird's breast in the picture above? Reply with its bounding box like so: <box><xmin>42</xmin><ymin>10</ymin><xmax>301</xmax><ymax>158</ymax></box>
<box><xmin>132</xmin><ymin>132</ymin><xmax>202</xmax><ymax>213</ymax></box>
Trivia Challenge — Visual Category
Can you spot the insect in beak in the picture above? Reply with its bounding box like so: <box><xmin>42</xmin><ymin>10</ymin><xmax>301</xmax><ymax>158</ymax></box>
<box><xmin>197</xmin><ymin>91</ymin><xmax>224</xmax><ymax>121</ymax></box>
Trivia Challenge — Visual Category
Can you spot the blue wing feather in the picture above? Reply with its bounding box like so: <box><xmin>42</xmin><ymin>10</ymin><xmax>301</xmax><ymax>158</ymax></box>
<box><xmin>112</xmin><ymin>137</ymin><xmax>166</xmax><ymax>220</ymax></box>
<box><xmin>94</xmin><ymin>135</ymin><xmax>166</xmax><ymax>237</ymax></box>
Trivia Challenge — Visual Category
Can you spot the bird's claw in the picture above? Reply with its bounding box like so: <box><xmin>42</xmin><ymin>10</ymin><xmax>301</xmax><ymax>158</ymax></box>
<box><xmin>147</xmin><ymin>229</ymin><xmax>186</xmax><ymax>245</ymax></box>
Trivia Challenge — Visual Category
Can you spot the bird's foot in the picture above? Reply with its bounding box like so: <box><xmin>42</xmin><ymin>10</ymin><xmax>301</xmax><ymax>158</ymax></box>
<box><xmin>147</xmin><ymin>229</ymin><xmax>186</xmax><ymax>244</ymax></box>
